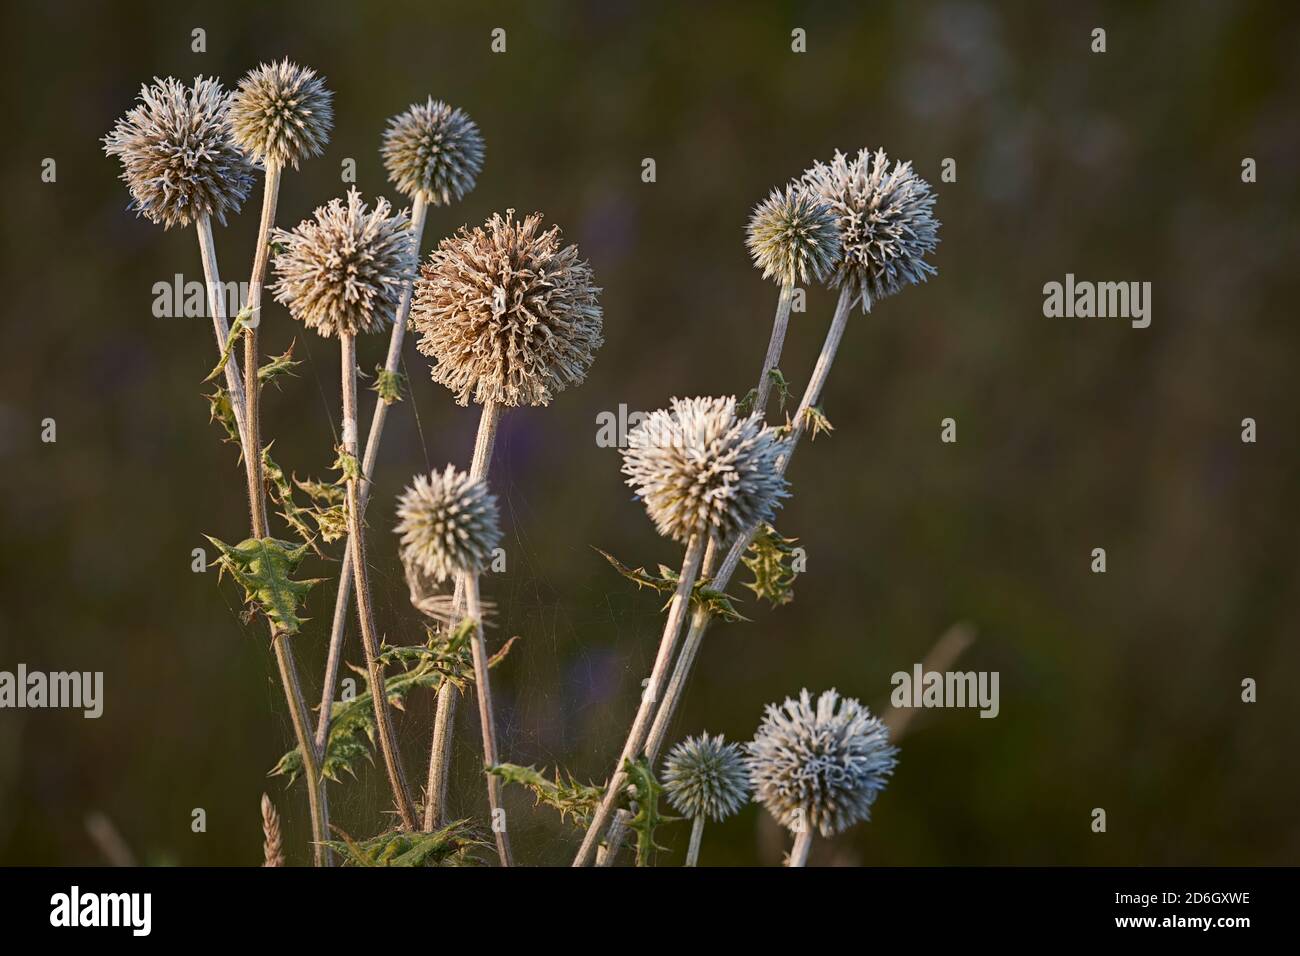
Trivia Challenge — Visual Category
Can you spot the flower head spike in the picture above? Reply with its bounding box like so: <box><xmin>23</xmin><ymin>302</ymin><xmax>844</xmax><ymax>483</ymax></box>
<box><xmin>801</xmin><ymin>148</ymin><xmax>940</xmax><ymax>312</ymax></box>
<box><xmin>411</xmin><ymin>210</ymin><xmax>603</xmax><ymax>407</ymax></box>
<box><xmin>395</xmin><ymin>465</ymin><xmax>503</xmax><ymax>584</ymax></box>
<box><xmin>662</xmin><ymin>733</ymin><xmax>751</xmax><ymax>822</ymax></box>
<box><xmin>622</xmin><ymin>396</ymin><xmax>788</xmax><ymax>544</ymax></box>
<box><xmin>229</xmin><ymin>59</ymin><xmax>333</xmax><ymax>170</ymax></box>
<box><xmin>103</xmin><ymin>75</ymin><xmax>254</xmax><ymax>229</ymax></box>
<box><xmin>746</xmin><ymin>688</ymin><xmax>898</xmax><ymax>838</ymax></box>
<box><xmin>746</xmin><ymin>184</ymin><xmax>842</xmax><ymax>287</ymax></box>
<box><xmin>270</xmin><ymin>188</ymin><xmax>414</xmax><ymax>338</ymax></box>
<box><xmin>382</xmin><ymin>98</ymin><xmax>485</xmax><ymax>205</ymax></box>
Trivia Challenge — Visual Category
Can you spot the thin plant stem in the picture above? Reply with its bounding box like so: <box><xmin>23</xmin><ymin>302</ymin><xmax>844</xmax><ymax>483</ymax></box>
<box><xmin>573</xmin><ymin>532</ymin><xmax>708</xmax><ymax>867</ymax></box>
<box><xmin>341</xmin><ymin>332</ymin><xmax>418</xmax><ymax>830</ymax></box>
<box><xmin>685</xmin><ymin>814</ymin><xmax>705</xmax><ymax>867</ymax></box>
<box><xmin>788</xmin><ymin>828</ymin><xmax>813</xmax><ymax>867</ymax></box>
<box><xmin>316</xmin><ymin>192</ymin><xmax>430</xmax><ymax>756</ymax></box>
<box><xmin>242</xmin><ymin>161</ymin><xmax>281</xmax><ymax>538</ymax></box>
<box><xmin>197</xmin><ymin>211</ymin><xmax>329</xmax><ymax>865</ymax></box>
<box><xmin>753</xmin><ymin>282</ymin><xmax>794</xmax><ymax>414</ymax></box>
<box><xmin>464</xmin><ymin>571</ymin><xmax>513</xmax><ymax>866</ymax></box>
<box><xmin>424</xmin><ymin>399</ymin><xmax>501</xmax><ymax>831</ymax></box>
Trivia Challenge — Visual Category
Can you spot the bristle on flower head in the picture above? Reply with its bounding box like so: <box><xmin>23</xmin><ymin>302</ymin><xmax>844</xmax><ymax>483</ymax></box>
<box><xmin>746</xmin><ymin>185</ymin><xmax>842</xmax><ymax>287</ymax></box>
<box><xmin>662</xmin><ymin>733</ymin><xmax>751</xmax><ymax>822</ymax></box>
<box><xmin>230</xmin><ymin>59</ymin><xmax>333</xmax><ymax>169</ymax></box>
<box><xmin>746</xmin><ymin>689</ymin><xmax>898</xmax><ymax>838</ymax></box>
<box><xmin>382</xmin><ymin>98</ymin><xmax>485</xmax><ymax>204</ymax></box>
<box><xmin>103</xmin><ymin>76</ymin><xmax>254</xmax><ymax>229</ymax></box>
<box><xmin>621</xmin><ymin>396</ymin><xmax>788</xmax><ymax>544</ymax></box>
<box><xmin>270</xmin><ymin>187</ymin><xmax>414</xmax><ymax>338</ymax></box>
<box><xmin>395</xmin><ymin>465</ymin><xmax>502</xmax><ymax>583</ymax></box>
<box><xmin>801</xmin><ymin>148</ymin><xmax>940</xmax><ymax>312</ymax></box>
<box><xmin>411</xmin><ymin>210</ymin><xmax>603</xmax><ymax>407</ymax></box>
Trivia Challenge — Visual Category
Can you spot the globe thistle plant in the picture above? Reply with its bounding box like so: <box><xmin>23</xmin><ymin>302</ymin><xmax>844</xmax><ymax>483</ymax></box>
<box><xmin>229</xmin><ymin>59</ymin><xmax>333</xmax><ymax>170</ymax></box>
<box><xmin>801</xmin><ymin>147</ymin><xmax>940</xmax><ymax>314</ymax></box>
<box><xmin>412</xmin><ymin>210</ymin><xmax>603</xmax><ymax>409</ymax></box>
<box><xmin>382</xmin><ymin>98</ymin><xmax>485</xmax><ymax>205</ymax></box>
<box><xmin>103</xmin><ymin>75</ymin><xmax>254</xmax><ymax>230</ymax></box>
<box><xmin>663</xmin><ymin>733</ymin><xmax>751</xmax><ymax>866</ymax></box>
<box><xmin>395</xmin><ymin>466</ymin><xmax>502</xmax><ymax>584</ymax></box>
<box><xmin>270</xmin><ymin>187</ymin><xmax>414</xmax><ymax>338</ymax></box>
<box><xmin>622</xmin><ymin>396</ymin><xmax>789</xmax><ymax>546</ymax></box>
<box><xmin>746</xmin><ymin>185</ymin><xmax>841</xmax><ymax>288</ymax></box>
<box><xmin>746</xmin><ymin>689</ymin><xmax>899</xmax><ymax>866</ymax></box>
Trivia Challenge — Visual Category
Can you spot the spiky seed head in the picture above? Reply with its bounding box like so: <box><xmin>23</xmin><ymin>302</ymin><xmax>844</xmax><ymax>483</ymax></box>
<box><xmin>395</xmin><ymin>465</ymin><xmax>502</xmax><ymax>583</ymax></box>
<box><xmin>103</xmin><ymin>75</ymin><xmax>254</xmax><ymax>230</ymax></box>
<box><xmin>382</xmin><ymin>98</ymin><xmax>485</xmax><ymax>204</ymax></box>
<box><xmin>746</xmin><ymin>689</ymin><xmax>898</xmax><ymax>838</ymax></box>
<box><xmin>801</xmin><ymin>148</ymin><xmax>940</xmax><ymax>312</ymax></box>
<box><xmin>621</xmin><ymin>396</ymin><xmax>788</xmax><ymax>544</ymax></box>
<box><xmin>662</xmin><ymin>733</ymin><xmax>751</xmax><ymax>822</ymax></box>
<box><xmin>411</xmin><ymin>210</ymin><xmax>603</xmax><ymax>407</ymax></box>
<box><xmin>746</xmin><ymin>184</ymin><xmax>842</xmax><ymax>287</ymax></box>
<box><xmin>229</xmin><ymin>59</ymin><xmax>333</xmax><ymax>170</ymax></box>
<box><xmin>260</xmin><ymin>793</ymin><xmax>283</xmax><ymax>867</ymax></box>
<box><xmin>270</xmin><ymin>187</ymin><xmax>414</xmax><ymax>338</ymax></box>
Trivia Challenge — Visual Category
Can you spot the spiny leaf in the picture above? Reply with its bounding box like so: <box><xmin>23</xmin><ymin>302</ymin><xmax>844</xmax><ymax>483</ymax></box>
<box><xmin>332</xmin><ymin>445</ymin><xmax>362</xmax><ymax>484</ymax></box>
<box><xmin>323</xmin><ymin>820</ymin><xmax>485</xmax><ymax>867</ymax></box>
<box><xmin>202</xmin><ymin>308</ymin><xmax>250</xmax><ymax>384</ymax></box>
<box><xmin>621</xmin><ymin>757</ymin><xmax>677</xmax><ymax>867</ymax></box>
<box><xmin>737</xmin><ymin>387</ymin><xmax>759</xmax><ymax>417</ymax></box>
<box><xmin>742</xmin><ymin>523</ymin><xmax>801</xmax><ymax>607</ymax></box>
<box><xmin>204</xmin><ymin>386</ymin><xmax>240</xmax><ymax>445</ymax></box>
<box><xmin>206</xmin><ymin>535</ymin><xmax>321</xmax><ymax>635</ymax></box>
<box><xmin>295</xmin><ymin>477</ymin><xmax>345</xmax><ymax>505</ymax></box>
<box><xmin>596</xmin><ymin>547</ymin><xmax>748</xmax><ymax>621</ymax></box>
<box><xmin>258</xmin><ymin>340</ymin><xmax>301</xmax><ymax>389</ymax></box>
<box><xmin>490</xmin><ymin>764</ymin><xmax>603</xmax><ymax>828</ymax></box>
<box><xmin>801</xmin><ymin>404</ymin><xmax>833</xmax><ymax>441</ymax></box>
<box><xmin>767</xmin><ymin>367</ymin><xmax>793</xmax><ymax>412</ymax></box>
<box><xmin>371</xmin><ymin>365</ymin><xmax>408</xmax><ymax>405</ymax></box>
<box><xmin>261</xmin><ymin>445</ymin><xmax>323</xmax><ymax>556</ymax></box>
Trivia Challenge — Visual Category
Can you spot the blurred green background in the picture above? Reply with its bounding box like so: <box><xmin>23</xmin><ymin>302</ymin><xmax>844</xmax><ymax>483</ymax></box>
<box><xmin>2</xmin><ymin>0</ymin><xmax>1298</xmax><ymax>866</ymax></box>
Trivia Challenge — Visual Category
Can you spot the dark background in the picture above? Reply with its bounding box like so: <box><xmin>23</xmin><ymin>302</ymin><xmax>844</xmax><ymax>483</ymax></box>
<box><xmin>2</xmin><ymin>0</ymin><xmax>1298</xmax><ymax>866</ymax></box>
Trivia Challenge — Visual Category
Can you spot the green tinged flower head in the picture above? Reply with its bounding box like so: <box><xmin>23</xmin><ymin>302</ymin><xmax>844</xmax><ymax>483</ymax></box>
<box><xmin>662</xmin><ymin>733</ymin><xmax>751</xmax><ymax>822</ymax></box>
<box><xmin>270</xmin><ymin>188</ymin><xmax>414</xmax><ymax>338</ymax></box>
<box><xmin>382</xmin><ymin>98</ymin><xmax>485</xmax><ymax>205</ymax></box>
<box><xmin>103</xmin><ymin>76</ymin><xmax>254</xmax><ymax>229</ymax></box>
<box><xmin>801</xmin><ymin>148</ymin><xmax>940</xmax><ymax>312</ymax></box>
<box><xmin>395</xmin><ymin>465</ymin><xmax>502</xmax><ymax>583</ymax></box>
<box><xmin>229</xmin><ymin>59</ymin><xmax>333</xmax><ymax>169</ymax></box>
<box><xmin>745</xmin><ymin>184</ymin><xmax>842</xmax><ymax>287</ymax></box>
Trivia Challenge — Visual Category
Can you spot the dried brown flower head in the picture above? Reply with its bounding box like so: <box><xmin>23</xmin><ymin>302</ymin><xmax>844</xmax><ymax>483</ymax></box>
<box><xmin>230</xmin><ymin>59</ymin><xmax>333</xmax><ymax>170</ymax></box>
<box><xmin>411</xmin><ymin>210</ymin><xmax>602</xmax><ymax>407</ymax></box>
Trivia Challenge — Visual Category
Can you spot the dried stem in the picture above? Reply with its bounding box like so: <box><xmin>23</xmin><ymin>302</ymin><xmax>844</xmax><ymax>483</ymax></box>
<box><xmin>424</xmin><ymin>399</ymin><xmax>501</xmax><ymax>830</ymax></box>
<box><xmin>315</xmin><ymin>192</ymin><xmax>430</xmax><ymax>755</ymax></box>
<box><xmin>788</xmin><ymin>828</ymin><xmax>813</xmax><ymax>867</ymax></box>
<box><xmin>573</xmin><ymin>532</ymin><xmax>708</xmax><ymax>867</ymax></box>
<box><xmin>464</xmin><ymin>571</ymin><xmax>513</xmax><ymax>866</ymax></box>
<box><xmin>753</xmin><ymin>282</ymin><xmax>794</xmax><ymax>414</ymax></box>
<box><xmin>341</xmin><ymin>332</ymin><xmax>418</xmax><ymax>830</ymax></box>
<box><xmin>685</xmin><ymin>813</ymin><xmax>706</xmax><ymax>867</ymax></box>
<box><xmin>242</xmin><ymin>161</ymin><xmax>281</xmax><ymax>538</ymax></box>
<box><xmin>194</xmin><ymin>214</ymin><xmax>248</xmax><ymax>447</ymax></box>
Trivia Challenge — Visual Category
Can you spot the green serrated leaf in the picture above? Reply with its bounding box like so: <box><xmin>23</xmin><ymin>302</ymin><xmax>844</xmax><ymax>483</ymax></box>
<box><xmin>737</xmin><ymin>387</ymin><xmax>759</xmax><ymax>418</ymax></box>
<box><xmin>332</xmin><ymin>446</ymin><xmax>362</xmax><ymax>484</ymax></box>
<box><xmin>202</xmin><ymin>310</ymin><xmax>249</xmax><ymax>384</ymax></box>
<box><xmin>767</xmin><ymin>367</ymin><xmax>793</xmax><ymax>412</ymax></box>
<box><xmin>204</xmin><ymin>386</ymin><xmax>240</xmax><ymax>445</ymax></box>
<box><xmin>258</xmin><ymin>340</ymin><xmax>301</xmax><ymax>389</ymax></box>
<box><xmin>621</xmin><ymin>757</ymin><xmax>677</xmax><ymax>866</ymax></box>
<box><xmin>371</xmin><ymin>365</ymin><xmax>408</xmax><ymax>405</ymax></box>
<box><xmin>490</xmin><ymin>764</ymin><xmax>603</xmax><ymax>828</ymax></box>
<box><xmin>322</xmin><ymin>820</ymin><xmax>485</xmax><ymax>867</ymax></box>
<box><xmin>743</xmin><ymin>523</ymin><xmax>801</xmax><ymax>607</ymax></box>
<box><xmin>261</xmin><ymin>445</ymin><xmax>323</xmax><ymax>555</ymax></box>
<box><xmin>206</xmin><ymin>535</ymin><xmax>322</xmax><ymax>635</ymax></box>
<box><xmin>596</xmin><ymin>547</ymin><xmax>748</xmax><ymax>621</ymax></box>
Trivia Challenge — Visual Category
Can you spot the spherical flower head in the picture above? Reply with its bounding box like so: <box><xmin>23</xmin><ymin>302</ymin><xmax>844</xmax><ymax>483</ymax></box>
<box><xmin>382</xmin><ymin>98</ymin><xmax>485</xmax><ymax>205</ymax></box>
<box><xmin>746</xmin><ymin>689</ymin><xmax>898</xmax><ymax>838</ymax></box>
<box><xmin>270</xmin><ymin>187</ymin><xmax>414</xmax><ymax>338</ymax></box>
<box><xmin>746</xmin><ymin>184</ymin><xmax>842</xmax><ymax>287</ymax></box>
<box><xmin>411</xmin><ymin>210</ymin><xmax>603</xmax><ymax>407</ymax></box>
<box><xmin>395</xmin><ymin>465</ymin><xmax>502</xmax><ymax>583</ymax></box>
<box><xmin>229</xmin><ymin>59</ymin><xmax>333</xmax><ymax>170</ymax></box>
<box><xmin>662</xmin><ymin>733</ymin><xmax>751</xmax><ymax>822</ymax></box>
<box><xmin>801</xmin><ymin>148</ymin><xmax>940</xmax><ymax>312</ymax></box>
<box><xmin>621</xmin><ymin>396</ymin><xmax>788</xmax><ymax>544</ymax></box>
<box><xmin>103</xmin><ymin>75</ymin><xmax>254</xmax><ymax>230</ymax></box>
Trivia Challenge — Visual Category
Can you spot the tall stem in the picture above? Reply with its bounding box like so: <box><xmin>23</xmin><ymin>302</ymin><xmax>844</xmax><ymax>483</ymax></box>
<box><xmin>685</xmin><ymin>814</ymin><xmax>705</xmax><ymax>867</ymax></box>
<box><xmin>424</xmin><ymin>400</ymin><xmax>501</xmax><ymax>830</ymax></box>
<box><xmin>315</xmin><ymin>193</ymin><xmax>430</xmax><ymax>755</ymax></box>
<box><xmin>242</xmin><ymin>161</ymin><xmax>281</xmax><ymax>539</ymax></box>
<box><xmin>788</xmin><ymin>828</ymin><xmax>813</xmax><ymax>867</ymax></box>
<box><xmin>753</xmin><ymin>282</ymin><xmax>794</xmax><ymax>414</ymax></box>
<box><xmin>341</xmin><ymin>332</ymin><xmax>418</xmax><ymax>830</ymax></box>
<box><xmin>464</xmin><ymin>571</ymin><xmax>513</xmax><ymax>866</ymax></box>
<box><xmin>573</xmin><ymin>532</ymin><xmax>708</xmax><ymax>867</ymax></box>
<box><xmin>194</xmin><ymin>215</ymin><xmax>248</xmax><ymax>449</ymax></box>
